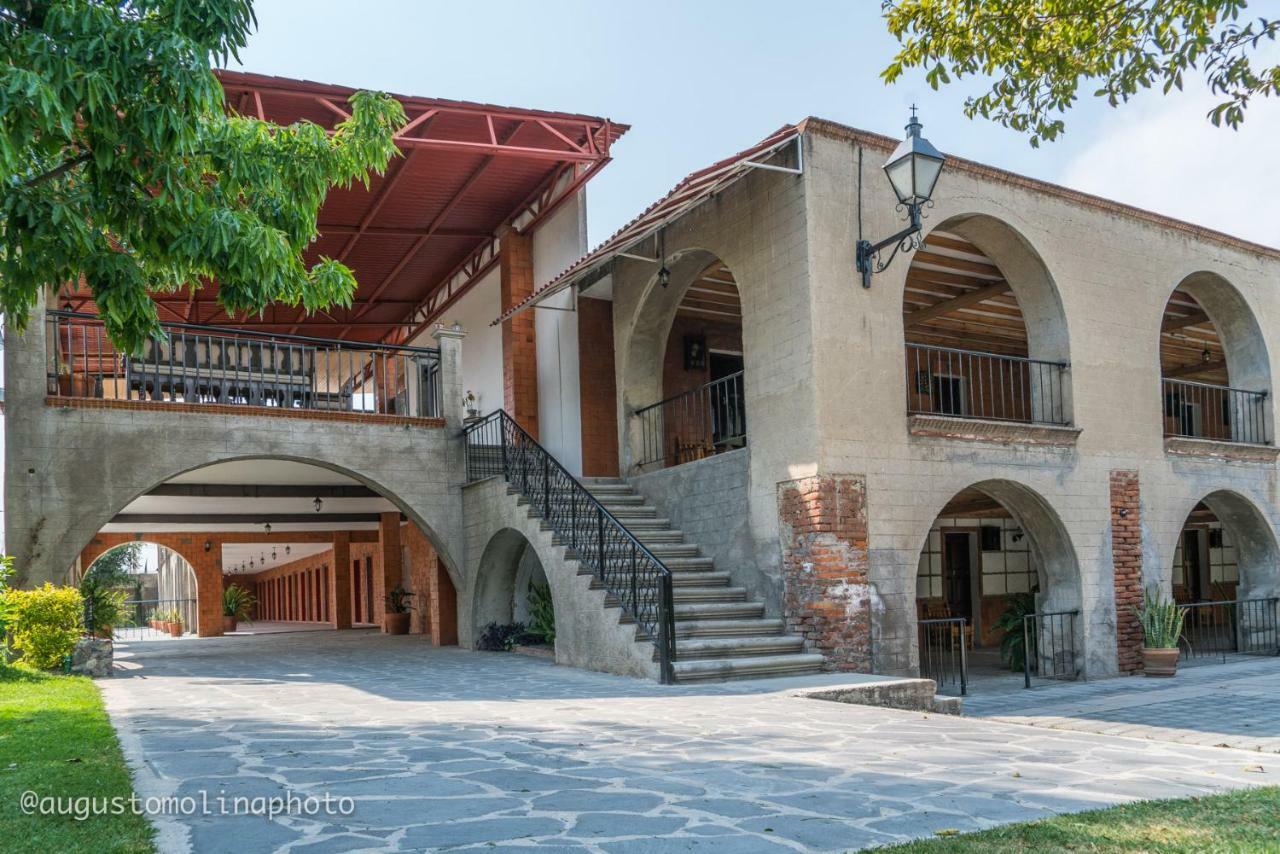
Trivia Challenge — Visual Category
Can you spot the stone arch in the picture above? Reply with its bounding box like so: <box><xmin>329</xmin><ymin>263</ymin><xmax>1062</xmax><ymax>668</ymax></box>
<box><xmin>1164</xmin><ymin>489</ymin><xmax>1280</xmax><ymax>603</ymax></box>
<box><xmin>910</xmin><ymin>479</ymin><xmax>1083</xmax><ymax>681</ymax></box>
<box><xmin>902</xmin><ymin>213</ymin><xmax>1073</xmax><ymax>424</ymax></box>
<box><xmin>472</xmin><ymin>528</ymin><xmax>553</xmax><ymax>641</ymax></box>
<box><xmin>60</xmin><ymin>453</ymin><xmax>463</xmax><ymax>595</ymax></box>
<box><xmin>618</xmin><ymin>246</ymin><xmax>748</xmax><ymax>471</ymax></box>
<box><xmin>1159</xmin><ymin>271</ymin><xmax>1272</xmax><ymax>443</ymax></box>
<box><xmin>79</xmin><ymin>539</ymin><xmax>202</xmax><ymax>634</ymax></box>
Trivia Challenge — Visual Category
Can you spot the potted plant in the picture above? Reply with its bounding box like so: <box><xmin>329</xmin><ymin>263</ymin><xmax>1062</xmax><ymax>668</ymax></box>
<box><xmin>222</xmin><ymin>584</ymin><xmax>255</xmax><ymax>633</ymax></box>
<box><xmin>463</xmin><ymin>390</ymin><xmax>480</xmax><ymax>420</ymax></box>
<box><xmin>167</xmin><ymin>613</ymin><xmax>184</xmax><ymax>638</ymax></box>
<box><xmin>1132</xmin><ymin>585</ymin><xmax>1186</xmax><ymax>677</ymax></box>
<box><xmin>384</xmin><ymin>586</ymin><xmax>413</xmax><ymax>635</ymax></box>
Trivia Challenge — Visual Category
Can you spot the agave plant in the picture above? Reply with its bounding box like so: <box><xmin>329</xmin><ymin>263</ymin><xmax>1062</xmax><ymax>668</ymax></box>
<box><xmin>1132</xmin><ymin>585</ymin><xmax>1187</xmax><ymax>649</ymax></box>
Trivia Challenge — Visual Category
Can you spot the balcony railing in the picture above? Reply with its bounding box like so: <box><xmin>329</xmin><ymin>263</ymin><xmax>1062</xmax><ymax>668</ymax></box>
<box><xmin>633</xmin><ymin>371</ymin><xmax>746</xmax><ymax>470</ymax></box>
<box><xmin>906</xmin><ymin>343</ymin><xmax>1069</xmax><ymax>426</ymax></box>
<box><xmin>46</xmin><ymin>311</ymin><xmax>442</xmax><ymax>419</ymax></box>
<box><xmin>1162</xmin><ymin>378</ymin><xmax>1269</xmax><ymax>445</ymax></box>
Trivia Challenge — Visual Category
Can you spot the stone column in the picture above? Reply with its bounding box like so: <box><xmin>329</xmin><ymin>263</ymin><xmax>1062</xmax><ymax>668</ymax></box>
<box><xmin>500</xmin><ymin>230</ymin><xmax>538</xmax><ymax>435</ymax></box>
<box><xmin>1110</xmin><ymin>470</ymin><xmax>1144</xmax><ymax>673</ymax></box>
<box><xmin>4</xmin><ymin>289</ymin><xmax>50</xmax><ymax>587</ymax></box>
<box><xmin>431</xmin><ymin>323</ymin><xmax>467</xmax><ymax>430</ymax></box>
<box><xmin>375</xmin><ymin>512</ymin><xmax>402</xmax><ymax>632</ymax></box>
<box><xmin>330</xmin><ymin>533</ymin><xmax>352</xmax><ymax>628</ymax></box>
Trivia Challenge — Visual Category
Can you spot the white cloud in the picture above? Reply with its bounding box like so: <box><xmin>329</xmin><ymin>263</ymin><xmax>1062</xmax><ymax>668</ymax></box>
<box><xmin>1058</xmin><ymin>89</ymin><xmax>1280</xmax><ymax>249</ymax></box>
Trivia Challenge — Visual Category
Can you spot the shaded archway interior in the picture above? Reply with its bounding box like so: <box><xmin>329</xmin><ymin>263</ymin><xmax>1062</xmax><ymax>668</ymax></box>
<box><xmin>78</xmin><ymin>541</ymin><xmax>200</xmax><ymax>635</ymax></box>
<box><xmin>78</xmin><ymin>458</ymin><xmax>459</xmax><ymax>642</ymax></box>
<box><xmin>903</xmin><ymin>225</ymin><xmax>1069</xmax><ymax>425</ymax></box>
<box><xmin>472</xmin><ymin>528</ymin><xmax>551</xmax><ymax>638</ymax></box>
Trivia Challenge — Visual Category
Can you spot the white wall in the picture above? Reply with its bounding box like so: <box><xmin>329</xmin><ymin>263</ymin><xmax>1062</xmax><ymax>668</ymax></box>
<box><xmin>532</xmin><ymin>192</ymin><xmax>588</xmax><ymax>475</ymax></box>
<box><xmin>419</xmin><ymin>267</ymin><xmax>503</xmax><ymax>420</ymax></box>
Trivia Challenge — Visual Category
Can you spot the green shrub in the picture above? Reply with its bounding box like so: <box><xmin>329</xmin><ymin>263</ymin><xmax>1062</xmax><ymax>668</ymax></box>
<box><xmin>5</xmin><ymin>584</ymin><xmax>83</xmax><ymax>670</ymax></box>
<box><xmin>0</xmin><ymin>555</ymin><xmax>14</xmax><ymax>659</ymax></box>
<box><xmin>527</xmin><ymin>582</ymin><xmax>556</xmax><ymax>644</ymax></box>
<box><xmin>222</xmin><ymin>584</ymin><xmax>256</xmax><ymax>620</ymax></box>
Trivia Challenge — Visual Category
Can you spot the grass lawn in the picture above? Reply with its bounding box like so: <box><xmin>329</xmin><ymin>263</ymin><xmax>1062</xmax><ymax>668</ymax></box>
<box><xmin>886</xmin><ymin>786</ymin><xmax>1280</xmax><ymax>852</ymax></box>
<box><xmin>0</xmin><ymin>662</ymin><xmax>154</xmax><ymax>853</ymax></box>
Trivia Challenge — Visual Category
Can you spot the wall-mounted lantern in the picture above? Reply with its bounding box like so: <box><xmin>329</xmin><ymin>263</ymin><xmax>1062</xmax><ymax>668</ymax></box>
<box><xmin>855</xmin><ymin>108</ymin><xmax>945</xmax><ymax>289</ymax></box>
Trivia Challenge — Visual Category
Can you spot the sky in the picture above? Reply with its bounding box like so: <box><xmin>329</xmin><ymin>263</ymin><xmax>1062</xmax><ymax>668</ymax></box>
<box><xmin>230</xmin><ymin>0</ymin><xmax>1280</xmax><ymax>252</ymax></box>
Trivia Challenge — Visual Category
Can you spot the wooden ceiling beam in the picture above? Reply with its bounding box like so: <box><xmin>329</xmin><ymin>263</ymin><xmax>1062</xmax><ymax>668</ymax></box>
<box><xmin>906</xmin><ymin>281</ymin><xmax>1012</xmax><ymax>328</ymax></box>
<box><xmin>1164</xmin><ymin>359</ymin><xmax>1229</xmax><ymax>380</ymax></box>
<box><xmin>1162</xmin><ymin>309</ymin><xmax>1211</xmax><ymax>333</ymax></box>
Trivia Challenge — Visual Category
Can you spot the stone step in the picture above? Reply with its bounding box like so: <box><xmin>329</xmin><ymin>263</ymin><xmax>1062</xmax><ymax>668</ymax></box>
<box><xmin>643</xmin><ymin>543</ymin><xmax>701</xmax><ymax>558</ymax></box>
<box><xmin>550</xmin><ymin>528</ymin><xmax>687</xmax><ymax>547</ymax></box>
<box><xmin>673</xmin><ymin>653</ymin><xmax>826</xmax><ymax>683</ymax></box>
<box><xmin>606</xmin><ymin>586</ymin><xmax>747</xmax><ymax>609</ymax></box>
<box><xmin>639</xmin><ymin>618</ymin><xmax>787</xmax><ymax>640</ymax></box>
<box><xmin>671</xmin><ymin>601</ymin><xmax>766</xmax><ymax>621</ymax></box>
<box><xmin>666</xmin><ymin>635</ymin><xmax>807</xmax><ymax>661</ymax></box>
<box><xmin>539</xmin><ymin>515</ymin><xmax>671</xmax><ymax>531</ymax></box>
<box><xmin>601</xmin><ymin>505</ymin><xmax>658</xmax><ymax>519</ymax></box>
<box><xmin>587</xmin><ymin>571</ymin><xmax>730</xmax><ymax>590</ymax></box>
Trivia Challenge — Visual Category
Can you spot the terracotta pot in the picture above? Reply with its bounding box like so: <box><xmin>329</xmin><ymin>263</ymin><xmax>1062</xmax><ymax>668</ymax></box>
<box><xmin>167</xmin><ymin>622</ymin><xmax>183</xmax><ymax>638</ymax></box>
<box><xmin>222</xmin><ymin>616</ymin><xmax>237</xmax><ymax>633</ymax></box>
<box><xmin>385</xmin><ymin>612</ymin><xmax>411</xmax><ymax>635</ymax></box>
<box><xmin>1143</xmin><ymin>647</ymin><xmax>1180</xmax><ymax>677</ymax></box>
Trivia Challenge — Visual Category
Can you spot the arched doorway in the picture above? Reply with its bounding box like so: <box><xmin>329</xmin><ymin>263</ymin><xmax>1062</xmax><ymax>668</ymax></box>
<box><xmin>1159</xmin><ymin>274</ymin><xmax>1272</xmax><ymax>445</ymax></box>
<box><xmin>623</xmin><ymin>250</ymin><xmax>747</xmax><ymax>471</ymax></box>
<box><xmin>903</xmin><ymin>218</ymin><xmax>1072</xmax><ymax>426</ymax></box>
<box><xmin>75</xmin><ymin>458</ymin><xmax>460</xmax><ymax>643</ymax></box>
<box><xmin>473</xmin><ymin>529</ymin><xmax>555</xmax><ymax>651</ymax></box>
<box><xmin>78</xmin><ymin>541</ymin><xmax>200</xmax><ymax>639</ymax></box>
<box><xmin>914</xmin><ymin>481</ymin><xmax>1082</xmax><ymax>690</ymax></box>
<box><xmin>1169</xmin><ymin>491</ymin><xmax>1280</xmax><ymax>663</ymax></box>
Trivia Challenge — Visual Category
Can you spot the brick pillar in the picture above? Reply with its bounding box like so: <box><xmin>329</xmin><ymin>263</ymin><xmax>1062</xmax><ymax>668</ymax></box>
<box><xmin>500</xmin><ymin>230</ymin><xmax>538</xmax><ymax>436</ymax></box>
<box><xmin>375</xmin><ymin>512</ymin><xmax>402</xmax><ymax>632</ymax></box>
<box><xmin>1110</xmin><ymin>470</ymin><xmax>1144</xmax><ymax>673</ymax></box>
<box><xmin>577</xmin><ymin>296</ymin><xmax>619</xmax><ymax>477</ymax></box>
<box><xmin>430</xmin><ymin>557</ymin><xmax>458</xmax><ymax>646</ymax></box>
<box><xmin>777</xmin><ymin>475</ymin><xmax>872</xmax><ymax>671</ymax></box>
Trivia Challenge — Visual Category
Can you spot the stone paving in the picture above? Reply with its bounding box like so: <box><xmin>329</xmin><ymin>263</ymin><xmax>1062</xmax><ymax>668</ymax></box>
<box><xmin>963</xmin><ymin>655</ymin><xmax>1280</xmax><ymax>753</ymax></box>
<box><xmin>99</xmin><ymin>632</ymin><xmax>1277</xmax><ymax>853</ymax></box>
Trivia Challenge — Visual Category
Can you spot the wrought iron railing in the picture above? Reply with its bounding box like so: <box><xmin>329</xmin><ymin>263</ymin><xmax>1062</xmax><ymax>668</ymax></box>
<box><xmin>1178</xmin><ymin>598</ymin><xmax>1280</xmax><ymax>664</ymax></box>
<box><xmin>633</xmin><ymin>371</ymin><xmax>746</xmax><ymax>470</ymax></box>
<box><xmin>1162</xmin><ymin>378</ymin><xmax>1270</xmax><ymax>445</ymax></box>
<box><xmin>906</xmin><ymin>343</ymin><xmax>1069</xmax><ymax>425</ymax></box>
<box><xmin>46</xmin><ymin>310</ymin><xmax>442</xmax><ymax>419</ymax></box>
<box><xmin>464</xmin><ymin>410</ymin><xmax>678</xmax><ymax>682</ymax></box>
<box><xmin>918</xmin><ymin>616</ymin><xmax>968</xmax><ymax>695</ymax></box>
<box><xmin>100</xmin><ymin>598</ymin><xmax>199</xmax><ymax>641</ymax></box>
<box><xmin>1022</xmin><ymin>609</ymin><xmax>1080</xmax><ymax>688</ymax></box>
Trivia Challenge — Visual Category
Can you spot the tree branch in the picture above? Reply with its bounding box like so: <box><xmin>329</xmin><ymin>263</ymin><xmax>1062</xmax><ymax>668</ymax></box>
<box><xmin>24</xmin><ymin>152</ymin><xmax>92</xmax><ymax>188</ymax></box>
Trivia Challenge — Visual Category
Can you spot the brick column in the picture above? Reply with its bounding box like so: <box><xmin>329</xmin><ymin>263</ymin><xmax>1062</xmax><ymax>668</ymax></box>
<box><xmin>1110</xmin><ymin>470</ymin><xmax>1144</xmax><ymax>673</ymax></box>
<box><xmin>375</xmin><ymin>512</ymin><xmax>402</xmax><ymax>632</ymax></box>
<box><xmin>777</xmin><ymin>475</ymin><xmax>872</xmax><ymax>671</ymax></box>
<box><xmin>429</xmin><ymin>557</ymin><xmax>458</xmax><ymax>646</ymax></box>
<box><xmin>500</xmin><ymin>230</ymin><xmax>538</xmax><ymax>436</ymax></box>
<box><xmin>577</xmin><ymin>296</ymin><xmax>619</xmax><ymax>477</ymax></box>
<box><xmin>330</xmin><ymin>533</ymin><xmax>352</xmax><ymax>629</ymax></box>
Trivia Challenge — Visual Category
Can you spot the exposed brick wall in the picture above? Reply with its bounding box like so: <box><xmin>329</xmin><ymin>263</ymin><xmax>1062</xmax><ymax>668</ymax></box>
<box><xmin>401</xmin><ymin>522</ymin><xmax>457</xmax><ymax>644</ymax></box>
<box><xmin>776</xmin><ymin>475</ymin><xmax>872</xmax><ymax>671</ymax></box>
<box><xmin>501</xmin><ymin>230</ymin><xmax>539</xmax><ymax>437</ymax></box>
<box><xmin>1110</xmin><ymin>470</ymin><xmax>1144</xmax><ymax>673</ymax></box>
<box><xmin>235</xmin><ymin>550</ymin><xmax>334</xmax><ymax>624</ymax></box>
<box><xmin>576</xmin><ymin>296</ymin><xmax>619</xmax><ymax>477</ymax></box>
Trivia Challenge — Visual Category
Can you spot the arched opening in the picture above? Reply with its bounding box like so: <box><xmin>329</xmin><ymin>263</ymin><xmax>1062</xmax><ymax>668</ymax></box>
<box><xmin>624</xmin><ymin>250</ymin><xmax>746</xmax><ymax>471</ymax></box>
<box><xmin>473</xmin><ymin>529</ymin><xmax>555</xmax><ymax>651</ymax></box>
<box><xmin>1159</xmin><ymin>274</ymin><xmax>1272</xmax><ymax>445</ymax></box>
<box><xmin>903</xmin><ymin>218</ymin><xmax>1071</xmax><ymax>426</ymax></box>
<box><xmin>914</xmin><ymin>481</ymin><xmax>1082</xmax><ymax>691</ymax></box>
<box><xmin>1169</xmin><ymin>491</ymin><xmax>1280</xmax><ymax>664</ymax></box>
<box><xmin>77</xmin><ymin>542</ymin><xmax>200</xmax><ymax>639</ymax></box>
<box><xmin>74</xmin><ymin>457</ymin><xmax>460</xmax><ymax>645</ymax></box>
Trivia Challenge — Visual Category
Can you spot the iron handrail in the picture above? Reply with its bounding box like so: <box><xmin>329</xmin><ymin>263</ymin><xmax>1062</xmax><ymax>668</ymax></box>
<box><xmin>47</xmin><ymin>309</ymin><xmax>441</xmax><ymax>355</ymax></box>
<box><xmin>917</xmin><ymin>616</ymin><xmax>968</xmax><ymax>696</ymax></box>
<box><xmin>1162</xmin><ymin>377</ymin><xmax>1269</xmax><ymax>397</ymax></box>
<box><xmin>463</xmin><ymin>410</ymin><xmax>678</xmax><ymax>682</ymax></box>
<box><xmin>908</xmin><ymin>342</ymin><xmax>1068</xmax><ymax>370</ymax></box>
<box><xmin>634</xmin><ymin>370</ymin><xmax>745</xmax><ymax>415</ymax></box>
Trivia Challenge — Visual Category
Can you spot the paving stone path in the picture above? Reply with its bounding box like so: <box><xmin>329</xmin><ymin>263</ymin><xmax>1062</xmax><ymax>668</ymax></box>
<box><xmin>99</xmin><ymin>631</ymin><xmax>1276</xmax><ymax>853</ymax></box>
<box><xmin>964</xmin><ymin>655</ymin><xmax>1280</xmax><ymax>753</ymax></box>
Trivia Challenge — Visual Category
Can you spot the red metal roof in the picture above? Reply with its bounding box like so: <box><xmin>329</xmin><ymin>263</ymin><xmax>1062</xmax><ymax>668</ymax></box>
<box><xmin>495</xmin><ymin>124</ymin><xmax>800</xmax><ymax>325</ymax></box>
<box><xmin>58</xmin><ymin>70</ymin><xmax>627</xmax><ymax>343</ymax></box>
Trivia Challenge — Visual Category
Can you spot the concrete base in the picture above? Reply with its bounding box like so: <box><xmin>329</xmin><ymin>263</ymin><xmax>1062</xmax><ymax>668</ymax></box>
<box><xmin>796</xmin><ymin>676</ymin><xmax>961</xmax><ymax>714</ymax></box>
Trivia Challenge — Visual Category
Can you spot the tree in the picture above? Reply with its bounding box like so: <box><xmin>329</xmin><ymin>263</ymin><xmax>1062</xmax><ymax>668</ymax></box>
<box><xmin>882</xmin><ymin>1</ymin><xmax>1280</xmax><ymax>145</ymax></box>
<box><xmin>1</xmin><ymin>0</ymin><xmax>406</xmax><ymax>352</ymax></box>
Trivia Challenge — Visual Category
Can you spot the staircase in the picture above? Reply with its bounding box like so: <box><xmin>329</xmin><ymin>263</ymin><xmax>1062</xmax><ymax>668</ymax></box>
<box><xmin>567</xmin><ymin>478</ymin><xmax>823</xmax><ymax>682</ymax></box>
<box><xmin>466</xmin><ymin>410</ymin><xmax>823</xmax><ymax>683</ymax></box>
